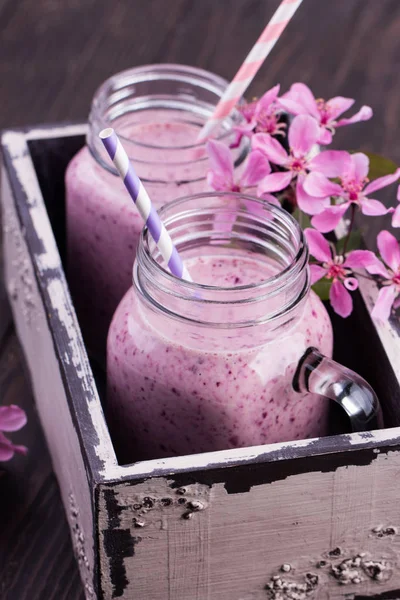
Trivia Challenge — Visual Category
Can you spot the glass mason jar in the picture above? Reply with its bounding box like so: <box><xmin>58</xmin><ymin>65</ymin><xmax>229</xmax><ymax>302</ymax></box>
<box><xmin>107</xmin><ymin>193</ymin><xmax>382</xmax><ymax>462</ymax></box>
<box><xmin>65</xmin><ymin>64</ymin><xmax>246</xmax><ymax>357</ymax></box>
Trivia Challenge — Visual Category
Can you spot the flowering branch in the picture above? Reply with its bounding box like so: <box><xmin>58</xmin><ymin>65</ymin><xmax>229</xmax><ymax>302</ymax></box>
<box><xmin>206</xmin><ymin>81</ymin><xmax>400</xmax><ymax>322</ymax></box>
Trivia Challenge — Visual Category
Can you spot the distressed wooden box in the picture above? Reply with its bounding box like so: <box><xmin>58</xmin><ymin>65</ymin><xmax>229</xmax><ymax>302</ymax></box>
<box><xmin>2</xmin><ymin>123</ymin><xmax>400</xmax><ymax>600</ymax></box>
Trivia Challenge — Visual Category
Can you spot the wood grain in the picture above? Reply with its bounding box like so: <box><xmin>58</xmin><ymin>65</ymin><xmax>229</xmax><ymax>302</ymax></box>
<box><xmin>1</xmin><ymin>1</ymin><xmax>400</xmax><ymax>598</ymax></box>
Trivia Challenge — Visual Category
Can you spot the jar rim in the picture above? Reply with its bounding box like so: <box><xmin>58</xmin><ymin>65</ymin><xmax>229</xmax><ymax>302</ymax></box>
<box><xmin>89</xmin><ymin>63</ymin><xmax>244</xmax><ymax>152</ymax></box>
<box><xmin>138</xmin><ymin>192</ymin><xmax>308</xmax><ymax>293</ymax></box>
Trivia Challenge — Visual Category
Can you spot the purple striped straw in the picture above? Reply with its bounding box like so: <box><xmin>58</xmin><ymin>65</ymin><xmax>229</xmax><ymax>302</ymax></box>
<box><xmin>99</xmin><ymin>128</ymin><xmax>192</xmax><ymax>282</ymax></box>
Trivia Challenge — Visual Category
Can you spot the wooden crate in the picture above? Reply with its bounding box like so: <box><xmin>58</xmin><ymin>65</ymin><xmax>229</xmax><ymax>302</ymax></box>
<box><xmin>2</xmin><ymin>123</ymin><xmax>400</xmax><ymax>600</ymax></box>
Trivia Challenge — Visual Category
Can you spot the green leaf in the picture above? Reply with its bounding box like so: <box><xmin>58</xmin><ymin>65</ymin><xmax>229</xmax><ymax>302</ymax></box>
<box><xmin>292</xmin><ymin>209</ymin><xmax>311</xmax><ymax>230</ymax></box>
<box><xmin>311</xmin><ymin>277</ymin><xmax>332</xmax><ymax>301</ymax></box>
<box><xmin>350</xmin><ymin>151</ymin><xmax>397</xmax><ymax>181</ymax></box>
<box><xmin>336</xmin><ymin>229</ymin><xmax>362</xmax><ymax>254</ymax></box>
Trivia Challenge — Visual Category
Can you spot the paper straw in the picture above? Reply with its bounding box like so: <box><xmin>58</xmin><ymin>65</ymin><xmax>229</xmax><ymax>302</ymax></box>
<box><xmin>99</xmin><ymin>128</ymin><xmax>192</xmax><ymax>282</ymax></box>
<box><xmin>198</xmin><ymin>0</ymin><xmax>303</xmax><ymax>141</ymax></box>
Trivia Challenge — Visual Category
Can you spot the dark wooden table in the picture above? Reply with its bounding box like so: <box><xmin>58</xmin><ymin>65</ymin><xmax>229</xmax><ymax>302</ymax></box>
<box><xmin>1</xmin><ymin>1</ymin><xmax>400</xmax><ymax>597</ymax></box>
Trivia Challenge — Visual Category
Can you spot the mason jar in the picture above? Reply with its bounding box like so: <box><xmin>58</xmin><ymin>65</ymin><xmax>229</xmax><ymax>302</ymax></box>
<box><xmin>106</xmin><ymin>193</ymin><xmax>382</xmax><ymax>463</ymax></box>
<box><xmin>65</xmin><ymin>64</ymin><xmax>246</xmax><ymax>356</ymax></box>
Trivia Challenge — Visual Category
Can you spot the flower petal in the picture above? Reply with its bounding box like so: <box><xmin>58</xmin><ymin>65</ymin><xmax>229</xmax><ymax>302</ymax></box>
<box><xmin>206</xmin><ymin>139</ymin><xmax>234</xmax><ymax>185</ymax></box>
<box><xmin>207</xmin><ymin>170</ymin><xmax>231</xmax><ymax>192</ymax></box>
<box><xmin>240</xmin><ymin>150</ymin><xmax>271</xmax><ymax>187</ymax></box>
<box><xmin>336</xmin><ymin>105</ymin><xmax>373</xmax><ymax>127</ymax></box>
<box><xmin>363</xmin><ymin>168</ymin><xmax>400</xmax><ymax>195</ymax></box>
<box><xmin>344</xmin><ymin>250</ymin><xmax>382</xmax><ymax>271</ymax></box>
<box><xmin>277</xmin><ymin>97</ymin><xmax>308</xmax><ymax>116</ymax></box>
<box><xmin>304</xmin><ymin>228</ymin><xmax>332</xmax><ymax>262</ymax></box>
<box><xmin>325</xmin><ymin>96</ymin><xmax>355</xmax><ymax>120</ymax></box>
<box><xmin>303</xmin><ymin>172</ymin><xmax>343</xmax><ymax>198</ymax></box>
<box><xmin>0</xmin><ymin>405</ymin><xmax>27</xmax><ymax>432</ymax></box>
<box><xmin>257</xmin><ymin>171</ymin><xmax>293</xmax><ymax>194</ymax></box>
<box><xmin>238</xmin><ymin>100</ymin><xmax>258</xmax><ymax>123</ymax></box>
<box><xmin>377</xmin><ymin>230</ymin><xmax>400</xmax><ymax>272</ymax></box>
<box><xmin>330</xmin><ymin>279</ymin><xmax>353</xmax><ymax>318</ymax></box>
<box><xmin>0</xmin><ymin>432</ymin><xmax>27</xmax><ymax>462</ymax></box>
<box><xmin>310</xmin><ymin>265</ymin><xmax>327</xmax><ymax>284</ymax></box>
<box><xmin>392</xmin><ymin>204</ymin><xmax>400</xmax><ymax>228</ymax></box>
<box><xmin>296</xmin><ymin>177</ymin><xmax>330</xmax><ymax>215</ymax></box>
<box><xmin>348</xmin><ymin>152</ymin><xmax>370</xmax><ymax>181</ymax></box>
<box><xmin>288</xmin><ymin>114</ymin><xmax>319</xmax><ymax>157</ymax></box>
<box><xmin>317</xmin><ymin>127</ymin><xmax>333</xmax><ymax>145</ymax></box>
<box><xmin>343</xmin><ymin>276</ymin><xmax>359</xmax><ymax>291</ymax></box>
<box><xmin>360</xmin><ymin>198</ymin><xmax>390</xmax><ymax>216</ymax></box>
<box><xmin>252</xmin><ymin>133</ymin><xmax>288</xmax><ymax>165</ymax></box>
<box><xmin>309</xmin><ymin>150</ymin><xmax>352</xmax><ymax>177</ymax></box>
<box><xmin>256</xmin><ymin>84</ymin><xmax>280</xmax><ymax>112</ymax></box>
<box><xmin>311</xmin><ymin>203</ymin><xmax>350</xmax><ymax>233</ymax></box>
<box><xmin>283</xmin><ymin>83</ymin><xmax>319</xmax><ymax>118</ymax></box>
<box><xmin>371</xmin><ymin>285</ymin><xmax>398</xmax><ymax>322</ymax></box>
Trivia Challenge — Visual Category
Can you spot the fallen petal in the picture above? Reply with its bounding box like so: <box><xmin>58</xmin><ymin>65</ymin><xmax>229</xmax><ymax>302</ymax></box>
<box><xmin>0</xmin><ymin>405</ymin><xmax>27</xmax><ymax>432</ymax></box>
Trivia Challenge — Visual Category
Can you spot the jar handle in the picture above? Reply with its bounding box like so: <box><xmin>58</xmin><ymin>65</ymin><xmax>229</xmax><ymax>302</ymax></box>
<box><xmin>293</xmin><ymin>347</ymin><xmax>383</xmax><ymax>432</ymax></box>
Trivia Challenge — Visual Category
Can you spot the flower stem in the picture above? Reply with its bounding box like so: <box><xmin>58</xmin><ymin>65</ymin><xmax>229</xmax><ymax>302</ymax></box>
<box><xmin>341</xmin><ymin>204</ymin><xmax>356</xmax><ymax>255</ymax></box>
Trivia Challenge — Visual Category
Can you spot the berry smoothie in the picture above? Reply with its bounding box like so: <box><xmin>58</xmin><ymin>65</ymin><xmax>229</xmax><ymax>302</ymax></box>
<box><xmin>66</xmin><ymin>116</ymin><xmax>213</xmax><ymax>357</ymax></box>
<box><xmin>107</xmin><ymin>254</ymin><xmax>333</xmax><ymax>462</ymax></box>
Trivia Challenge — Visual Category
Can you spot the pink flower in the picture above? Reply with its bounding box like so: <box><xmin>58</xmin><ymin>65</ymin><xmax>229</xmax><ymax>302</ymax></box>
<box><xmin>305</xmin><ymin>228</ymin><xmax>377</xmax><ymax>318</ymax></box>
<box><xmin>207</xmin><ymin>139</ymin><xmax>276</xmax><ymax>202</ymax></box>
<box><xmin>305</xmin><ymin>153</ymin><xmax>400</xmax><ymax>232</ymax></box>
<box><xmin>234</xmin><ymin>85</ymin><xmax>286</xmax><ymax>145</ymax></box>
<box><xmin>363</xmin><ymin>230</ymin><xmax>400</xmax><ymax>322</ymax></box>
<box><xmin>206</xmin><ymin>139</ymin><xmax>278</xmax><ymax>230</ymax></box>
<box><xmin>253</xmin><ymin>114</ymin><xmax>350</xmax><ymax>214</ymax></box>
<box><xmin>279</xmin><ymin>83</ymin><xmax>373</xmax><ymax>145</ymax></box>
<box><xmin>391</xmin><ymin>185</ymin><xmax>400</xmax><ymax>228</ymax></box>
<box><xmin>0</xmin><ymin>404</ymin><xmax>28</xmax><ymax>462</ymax></box>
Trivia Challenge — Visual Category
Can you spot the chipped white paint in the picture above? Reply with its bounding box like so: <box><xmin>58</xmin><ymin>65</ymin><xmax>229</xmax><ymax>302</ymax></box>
<box><xmin>2</xmin><ymin>167</ymin><xmax>96</xmax><ymax>599</ymax></box>
<box><xmin>46</xmin><ymin>276</ymin><xmax>113</xmax><ymax>460</ymax></box>
<box><xmin>107</xmin><ymin>425</ymin><xmax>400</xmax><ymax>482</ymax></box>
<box><xmin>98</xmin><ymin>451</ymin><xmax>400</xmax><ymax>599</ymax></box>
<box><xmin>1</xmin><ymin>130</ymin><xmax>117</xmax><ymax>474</ymax></box>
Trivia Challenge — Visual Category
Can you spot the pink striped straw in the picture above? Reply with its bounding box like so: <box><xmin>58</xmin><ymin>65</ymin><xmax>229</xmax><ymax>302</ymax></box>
<box><xmin>99</xmin><ymin>128</ymin><xmax>192</xmax><ymax>282</ymax></box>
<box><xmin>198</xmin><ymin>0</ymin><xmax>303</xmax><ymax>141</ymax></box>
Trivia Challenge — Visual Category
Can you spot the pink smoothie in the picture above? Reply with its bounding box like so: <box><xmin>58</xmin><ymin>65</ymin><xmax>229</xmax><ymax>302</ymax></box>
<box><xmin>107</xmin><ymin>254</ymin><xmax>333</xmax><ymax>462</ymax></box>
<box><xmin>65</xmin><ymin>117</ymin><xmax>210</xmax><ymax>357</ymax></box>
